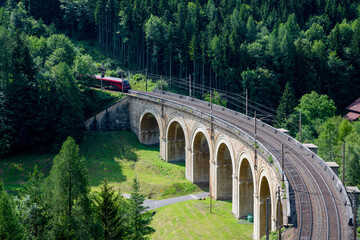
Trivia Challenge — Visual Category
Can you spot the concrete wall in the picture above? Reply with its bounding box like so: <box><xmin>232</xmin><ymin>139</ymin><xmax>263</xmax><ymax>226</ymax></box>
<box><xmin>85</xmin><ymin>98</ymin><xmax>130</xmax><ymax>131</ymax></box>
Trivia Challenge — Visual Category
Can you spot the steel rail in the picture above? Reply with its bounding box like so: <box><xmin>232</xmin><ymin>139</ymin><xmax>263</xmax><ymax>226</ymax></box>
<box><xmin>127</xmin><ymin>90</ymin><xmax>346</xmax><ymax>239</ymax></box>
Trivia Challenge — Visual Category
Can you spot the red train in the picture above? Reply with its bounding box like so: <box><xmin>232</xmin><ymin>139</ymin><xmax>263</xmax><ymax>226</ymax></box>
<box><xmin>94</xmin><ymin>75</ymin><xmax>131</xmax><ymax>92</ymax></box>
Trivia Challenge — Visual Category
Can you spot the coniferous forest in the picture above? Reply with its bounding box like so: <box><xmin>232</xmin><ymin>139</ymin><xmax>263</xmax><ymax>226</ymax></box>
<box><xmin>1</xmin><ymin>0</ymin><xmax>360</xmax><ymax>153</ymax></box>
<box><xmin>2</xmin><ymin>0</ymin><xmax>360</xmax><ymax>238</ymax></box>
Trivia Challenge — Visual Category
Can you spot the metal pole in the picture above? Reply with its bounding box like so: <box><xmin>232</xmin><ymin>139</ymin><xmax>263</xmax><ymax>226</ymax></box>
<box><xmin>161</xmin><ymin>75</ymin><xmax>164</xmax><ymax>118</ymax></box>
<box><xmin>210</xmin><ymin>90</ymin><xmax>214</xmax><ymax>141</ymax></box>
<box><xmin>210</xmin><ymin>90</ymin><xmax>213</xmax><ymax>115</ymax></box>
<box><xmin>254</xmin><ymin>111</ymin><xmax>257</xmax><ymax>169</ymax></box>
<box><xmin>189</xmin><ymin>74</ymin><xmax>192</xmax><ymax>97</ymax></box>
<box><xmin>278</xmin><ymin>186</ymin><xmax>282</xmax><ymax>240</ymax></box>
<box><xmin>343</xmin><ymin>141</ymin><xmax>346</xmax><ymax>186</ymax></box>
<box><xmin>210</xmin><ymin>185</ymin><xmax>212</xmax><ymax>213</ymax></box>
<box><xmin>101</xmin><ymin>62</ymin><xmax>104</xmax><ymax>90</ymax></box>
<box><xmin>266</xmin><ymin>198</ymin><xmax>270</xmax><ymax>240</ymax></box>
<box><xmin>161</xmin><ymin>75</ymin><xmax>163</xmax><ymax>94</ymax></box>
<box><xmin>299</xmin><ymin>110</ymin><xmax>302</xmax><ymax>143</ymax></box>
<box><xmin>282</xmin><ymin>144</ymin><xmax>284</xmax><ymax>183</ymax></box>
<box><xmin>246</xmin><ymin>89</ymin><xmax>248</xmax><ymax>115</ymax></box>
<box><xmin>145</xmin><ymin>68</ymin><xmax>148</xmax><ymax>92</ymax></box>
<box><xmin>121</xmin><ymin>72</ymin><xmax>123</xmax><ymax>93</ymax></box>
<box><xmin>353</xmin><ymin>191</ymin><xmax>357</xmax><ymax>240</ymax></box>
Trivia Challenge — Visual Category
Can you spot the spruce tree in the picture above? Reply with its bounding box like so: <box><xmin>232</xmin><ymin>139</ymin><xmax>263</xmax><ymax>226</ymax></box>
<box><xmin>94</xmin><ymin>180</ymin><xmax>128</xmax><ymax>240</ymax></box>
<box><xmin>276</xmin><ymin>82</ymin><xmax>296</xmax><ymax>127</ymax></box>
<box><xmin>129</xmin><ymin>179</ymin><xmax>155</xmax><ymax>240</ymax></box>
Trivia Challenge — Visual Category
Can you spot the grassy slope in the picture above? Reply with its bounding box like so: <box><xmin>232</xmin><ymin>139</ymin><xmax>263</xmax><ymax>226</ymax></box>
<box><xmin>0</xmin><ymin>131</ymin><xmax>201</xmax><ymax>199</ymax></box>
<box><xmin>81</xmin><ymin>131</ymin><xmax>200</xmax><ymax>199</ymax></box>
<box><xmin>150</xmin><ymin>198</ymin><xmax>253</xmax><ymax>240</ymax></box>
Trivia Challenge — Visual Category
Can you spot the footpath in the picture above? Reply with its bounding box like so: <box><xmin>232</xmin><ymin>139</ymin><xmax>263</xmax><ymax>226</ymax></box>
<box><xmin>123</xmin><ymin>192</ymin><xmax>209</xmax><ymax>211</ymax></box>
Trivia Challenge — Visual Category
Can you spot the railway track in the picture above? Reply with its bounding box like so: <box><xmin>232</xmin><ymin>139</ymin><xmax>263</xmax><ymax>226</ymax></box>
<box><xmin>129</xmin><ymin>90</ymin><xmax>350</xmax><ymax>239</ymax></box>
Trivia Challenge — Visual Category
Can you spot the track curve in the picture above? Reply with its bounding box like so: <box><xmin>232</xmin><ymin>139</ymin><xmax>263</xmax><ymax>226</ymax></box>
<box><xmin>128</xmin><ymin>90</ymin><xmax>352</xmax><ymax>239</ymax></box>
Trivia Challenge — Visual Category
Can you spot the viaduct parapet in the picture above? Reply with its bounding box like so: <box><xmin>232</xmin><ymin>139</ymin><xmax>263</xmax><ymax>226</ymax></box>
<box><xmin>86</xmin><ymin>89</ymin><xmax>353</xmax><ymax>239</ymax></box>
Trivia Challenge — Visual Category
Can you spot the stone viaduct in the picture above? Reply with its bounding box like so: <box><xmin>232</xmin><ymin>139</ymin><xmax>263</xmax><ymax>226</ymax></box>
<box><xmin>86</xmin><ymin>89</ymin><xmax>353</xmax><ymax>239</ymax></box>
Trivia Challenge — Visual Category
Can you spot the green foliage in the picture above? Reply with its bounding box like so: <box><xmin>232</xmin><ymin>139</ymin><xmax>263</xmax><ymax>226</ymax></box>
<box><xmin>0</xmin><ymin>89</ymin><xmax>10</xmax><ymax>155</ymax></box>
<box><xmin>94</xmin><ymin>180</ymin><xmax>128</xmax><ymax>240</ymax></box>
<box><xmin>0</xmin><ymin>182</ymin><xmax>23</xmax><ymax>240</ymax></box>
<box><xmin>202</xmin><ymin>90</ymin><xmax>227</xmax><ymax>107</ymax></box>
<box><xmin>268</xmin><ymin>155</ymin><xmax>273</xmax><ymax>164</ymax></box>
<box><xmin>51</xmin><ymin>62</ymin><xmax>84</xmax><ymax>146</ymax></box>
<box><xmin>276</xmin><ymin>82</ymin><xmax>296</xmax><ymax>126</ymax></box>
<box><xmin>129</xmin><ymin>178</ymin><xmax>155</xmax><ymax>239</ymax></box>
<box><xmin>338</xmin><ymin>119</ymin><xmax>352</xmax><ymax>142</ymax></box>
<box><xmin>47</xmin><ymin>137</ymin><xmax>94</xmax><ymax>239</ymax></box>
<box><xmin>315</xmin><ymin>116</ymin><xmax>342</xmax><ymax>163</ymax></box>
<box><xmin>295</xmin><ymin>91</ymin><xmax>336</xmax><ymax>140</ymax></box>
<box><xmin>242</xmin><ymin>67</ymin><xmax>281</xmax><ymax>108</ymax></box>
<box><xmin>17</xmin><ymin>166</ymin><xmax>49</xmax><ymax>239</ymax></box>
<box><xmin>345</xmin><ymin>137</ymin><xmax>360</xmax><ymax>186</ymax></box>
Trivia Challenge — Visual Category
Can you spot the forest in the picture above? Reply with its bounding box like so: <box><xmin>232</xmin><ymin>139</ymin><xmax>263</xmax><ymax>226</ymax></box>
<box><xmin>1</xmin><ymin>0</ymin><xmax>360</xmax><ymax>153</ymax></box>
<box><xmin>1</xmin><ymin>0</ymin><xmax>360</xmax><ymax>238</ymax></box>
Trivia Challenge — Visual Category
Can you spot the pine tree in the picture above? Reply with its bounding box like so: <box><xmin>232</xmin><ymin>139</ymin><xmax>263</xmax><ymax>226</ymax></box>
<box><xmin>129</xmin><ymin>179</ymin><xmax>155</xmax><ymax>240</ymax></box>
<box><xmin>94</xmin><ymin>180</ymin><xmax>129</xmax><ymax>240</ymax></box>
<box><xmin>276</xmin><ymin>82</ymin><xmax>296</xmax><ymax>126</ymax></box>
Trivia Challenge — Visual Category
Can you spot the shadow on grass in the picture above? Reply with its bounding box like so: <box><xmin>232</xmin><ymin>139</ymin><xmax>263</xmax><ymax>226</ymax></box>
<box><xmin>80</xmin><ymin>131</ymin><xmax>142</xmax><ymax>187</ymax></box>
<box><xmin>170</xmin><ymin>161</ymin><xmax>185</xmax><ymax>167</ymax></box>
<box><xmin>195</xmin><ymin>182</ymin><xmax>210</xmax><ymax>192</ymax></box>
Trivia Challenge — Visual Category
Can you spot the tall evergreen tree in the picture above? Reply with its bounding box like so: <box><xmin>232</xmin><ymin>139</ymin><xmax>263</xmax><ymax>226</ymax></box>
<box><xmin>276</xmin><ymin>82</ymin><xmax>296</xmax><ymax>126</ymax></box>
<box><xmin>129</xmin><ymin>179</ymin><xmax>155</xmax><ymax>240</ymax></box>
<box><xmin>47</xmin><ymin>137</ymin><xmax>94</xmax><ymax>239</ymax></box>
<box><xmin>94</xmin><ymin>180</ymin><xmax>129</xmax><ymax>240</ymax></box>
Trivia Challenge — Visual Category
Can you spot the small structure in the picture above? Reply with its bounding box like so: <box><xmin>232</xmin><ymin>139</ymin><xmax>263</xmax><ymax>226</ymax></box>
<box><xmin>277</xmin><ymin>128</ymin><xmax>290</xmax><ymax>135</ymax></box>
<box><xmin>326</xmin><ymin>162</ymin><xmax>339</xmax><ymax>176</ymax></box>
<box><xmin>303</xmin><ymin>143</ymin><xmax>319</xmax><ymax>154</ymax></box>
<box><xmin>346</xmin><ymin>186</ymin><xmax>360</xmax><ymax>214</ymax></box>
<box><xmin>343</xmin><ymin>97</ymin><xmax>360</xmax><ymax>121</ymax></box>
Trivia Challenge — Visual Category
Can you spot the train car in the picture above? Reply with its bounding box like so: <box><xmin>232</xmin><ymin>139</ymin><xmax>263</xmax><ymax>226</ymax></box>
<box><xmin>94</xmin><ymin>75</ymin><xmax>131</xmax><ymax>92</ymax></box>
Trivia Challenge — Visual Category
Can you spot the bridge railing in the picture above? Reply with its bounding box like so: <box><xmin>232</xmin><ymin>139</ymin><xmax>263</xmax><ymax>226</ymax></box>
<box><xmin>130</xmin><ymin>89</ymin><xmax>291</xmax><ymax>219</ymax></box>
<box><xmin>149</xmin><ymin>89</ymin><xmax>352</xmax><ymax>224</ymax></box>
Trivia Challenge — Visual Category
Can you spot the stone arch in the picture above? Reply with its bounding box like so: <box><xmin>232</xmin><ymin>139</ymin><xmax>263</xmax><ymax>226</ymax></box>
<box><xmin>258</xmin><ymin>172</ymin><xmax>273</xmax><ymax>239</ymax></box>
<box><xmin>139</xmin><ymin>108</ymin><xmax>163</xmax><ymax>145</ymax></box>
<box><xmin>238</xmin><ymin>150</ymin><xmax>255</xmax><ymax>219</ymax></box>
<box><xmin>166</xmin><ymin>116</ymin><xmax>188</xmax><ymax>162</ymax></box>
<box><xmin>214</xmin><ymin>136</ymin><xmax>235</xmax><ymax>200</ymax></box>
<box><xmin>190</xmin><ymin>125</ymin><xmax>213</xmax><ymax>184</ymax></box>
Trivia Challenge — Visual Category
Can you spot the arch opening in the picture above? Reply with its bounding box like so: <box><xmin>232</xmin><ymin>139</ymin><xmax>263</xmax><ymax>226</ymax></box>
<box><xmin>167</xmin><ymin>121</ymin><xmax>185</xmax><ymax>162</ymax></box>
<box><xmin>239</xmin><ymin>158</ymin><xmax>254</xmax><ymax>218</ymax></box>
<box><xmin>259</xmin><ymin>177</ymin><xmax>271</xmax><ymax>238</ymax></box>
<box><xmin>140</xmin><ymin>113</ymin><xmax>160</xmax><ymax>145</ymax></box>
<box><xmin>193</xmin><ymin>132</ymin><xmax>210</xmax><ymax>184</ymax></box>
<box><xmin>216</xmin><ymin>143</ymin><xmax>233</xmax><ymax>200</ymax></box>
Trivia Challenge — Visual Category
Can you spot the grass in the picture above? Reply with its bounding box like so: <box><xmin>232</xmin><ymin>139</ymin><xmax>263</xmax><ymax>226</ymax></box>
<box><xmin>0</xmin><ymin>131</ymin><xmax>201</xmax><ymax>199</ymax></box>
<box><xmin>149</xmin><ymin>198</ymin><xmax>253</xmax><ymax>240</ymax></box>
<box><xmin>0</xmin><ymin>153</ymin><xmax>54</xmax><ymax>193</ymax></box>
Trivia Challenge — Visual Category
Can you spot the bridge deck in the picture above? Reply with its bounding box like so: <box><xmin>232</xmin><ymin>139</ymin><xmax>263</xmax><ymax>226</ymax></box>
<box><xmin>128</xmin><ymin>90</ymin><xmax>353</xmax><ymax>240</ymax></box>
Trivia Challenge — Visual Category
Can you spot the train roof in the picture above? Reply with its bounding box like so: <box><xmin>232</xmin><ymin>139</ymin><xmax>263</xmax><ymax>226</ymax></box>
<box><xmin>95</xmin><ymin>75</ymin><xmax>128</xmax><ymax>83</ymax></box>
